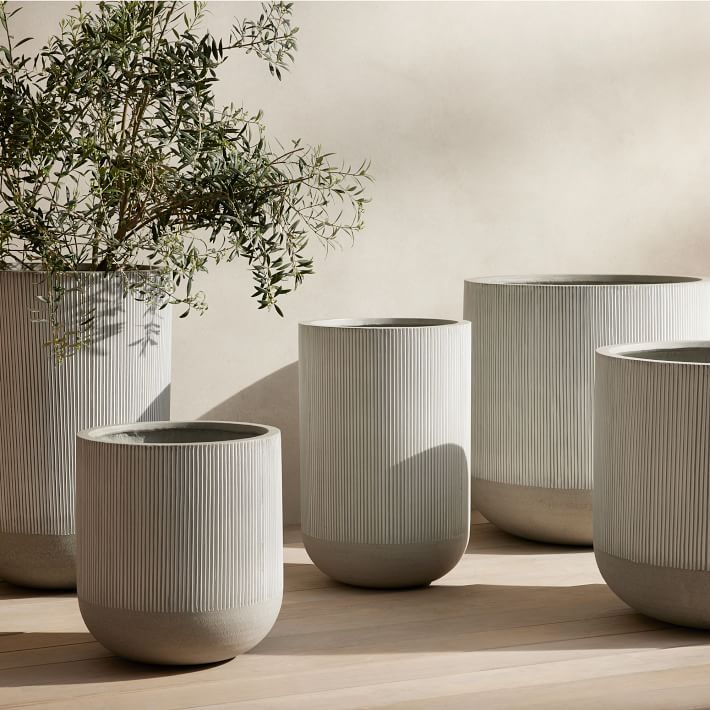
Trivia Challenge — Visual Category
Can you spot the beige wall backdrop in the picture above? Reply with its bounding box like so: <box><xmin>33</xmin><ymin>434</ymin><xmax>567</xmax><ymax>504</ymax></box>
<box><xmin>13</xmin><ymin>1</ymin><xmax>710</xmax><ymax>523</ymax></box>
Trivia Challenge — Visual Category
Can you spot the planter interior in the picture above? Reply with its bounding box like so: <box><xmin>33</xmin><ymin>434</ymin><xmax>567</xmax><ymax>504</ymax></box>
<box><xmin>303</xmin><ymin>318</ymin><xmax>459</xmax><ymax>328</ymax></box>
<box><xmin>468</xmin><ymin>275</ymin><xmax>701</xmax><ymax>286</ymax></box>
<box><xmin>602</xmin><ymin>343</ymin><xmax>710</xmax><ymax>364</ymax></box>
<box><xmin>80</xmin><ymin>422</ymin><xmax>270</xmax><ymax>445</ymax></box>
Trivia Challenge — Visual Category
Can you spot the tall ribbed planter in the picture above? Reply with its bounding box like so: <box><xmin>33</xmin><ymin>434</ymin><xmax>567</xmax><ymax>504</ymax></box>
<box><xmin>299</xmin><ymin>318</ymin><xmax>471</xmax><ymax>588</ymax></box>
<box><xmin>0</xmin><ymin>271</ymin><xmax>171</xmax><ymax>588</ymax></box>
<box><xmin>464</xmin><ymin>275</ymin><xmax>710</xmax><ymax>545</ymax></box>
<box><xmin>76</xmin><ymin>421</ymin><xmax>283</xmax><ymax>665</ymax></box>
<box><xmin>595</xmin><ymin>343</ymin><xmax>710</xmax><ymax>628</ymax></box>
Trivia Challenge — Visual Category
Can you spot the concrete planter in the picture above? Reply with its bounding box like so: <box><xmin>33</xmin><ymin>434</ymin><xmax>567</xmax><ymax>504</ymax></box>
<box><xmin>0</xmin><ymin>270</ymin><xmax>171</xmax><ymax>588</ymax></box>
<box><xmin>76</xmin><ymin>421</ymin><xmax>283</xmax><ymax>665</ymax></box>
<box><xmin>299</xmin><ymin>318</ymin><xmax>471</xmax><ymax>588</ymax></box>
<box><xmin>594</xmin><ymin>342</ymin><xmax>710</xmax><ymax>628</ymax></box>
<box><xmin>464</xmin><ymin>275</ymin><xmax>710</xmax><ymax>545</ymax></box>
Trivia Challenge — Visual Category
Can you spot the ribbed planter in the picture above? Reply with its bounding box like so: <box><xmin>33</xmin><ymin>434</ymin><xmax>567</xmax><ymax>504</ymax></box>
<box><xmin>0</xmin><ymin>270</ymin><xmax>171</xmax><ymax>588</ymax></box>
<box><xmin>76</xmin><ymin>421</ymin><xmax>283</xmax><ymax>665</ymax></box>
<box><xmin>595</xmin><ymin>343</ymin><xmax>710</xmax><ymax>628</ymax></box>
<box><xmin>464</xmin><ymin>275</ymin><xmax>710</xmax><ymax>545</ymax></box>
<box><xmin>299</xmin><ymin>318</ymin><xmax>471</xmax><ymax>588</ymax></box>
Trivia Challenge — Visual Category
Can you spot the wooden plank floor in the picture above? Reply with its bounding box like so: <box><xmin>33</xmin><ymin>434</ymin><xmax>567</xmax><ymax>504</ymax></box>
<box><xmin>4</xmin><ymin>517</ymin><xmax>710</xmax><ymax>709</ymax></box>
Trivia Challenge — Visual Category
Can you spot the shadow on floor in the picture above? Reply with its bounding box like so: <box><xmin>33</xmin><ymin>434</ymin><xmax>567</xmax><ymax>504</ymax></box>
<box><xmin>254</xmin><ymin>559</ymin><xmax>710</xmax><ymax>656</ymax></box>
<box><xmin>4</xmin><ymin>526</ymin><xmax>710</xmax><ymax>680</ymax></box>
<box><xmin>0</xmin><ymin>632</ymin><xmax>225</xmax><ymax>686</ymax></box>
<box><xmin>200</xmin><ymin>361</ymin><xmax>300</xmax><ymax>523</ymax></box>
<box><xmin>0</xmin><ymin>582</ymin><xmax>77</xmax><ymax>601</ymax></box>
<box><xmin>465</xmin><ymin>524</ymin><xmax>590</xmax><ymax>556</ymax></box>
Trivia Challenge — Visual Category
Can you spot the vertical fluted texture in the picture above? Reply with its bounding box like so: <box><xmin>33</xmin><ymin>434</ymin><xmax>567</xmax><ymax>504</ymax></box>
<box><xmin>0</xmin><ymin>271</ymin><xmax>171</xmax><ymax>535</ymax></box>
<box><xmin>594</xmin><ymin>350</ymin><xmax>710</xmax><ymax>570</ymax></box>
<box><xmin>299</xmin><ymin>321</ymin><xmax>471</xmax><ymax>544</ymax></box>
<box><xmin>464</xmin><ymin>278</ymin><xmax>710</xmax><ymax>491</ymax></box>
<box><xmin>76</xmin><ymin>431</ymin><xmax>282</xmax><ymax>612</ymax></box>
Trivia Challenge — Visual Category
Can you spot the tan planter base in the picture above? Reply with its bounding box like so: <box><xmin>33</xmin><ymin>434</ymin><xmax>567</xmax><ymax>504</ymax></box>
<box><xmin>303</xmin><ymin>533</ymin><xmax>469</xmax><ymax>588</ymax></box>
<box><xmin>79</xmin><ymin>596</ymin><xmax>283</xmax><ymax>665</ymax></box>
<box><xmin>0</xmin><ymin>532</ymin><xmax>76</xmax><ymax>589</ymax></box>
<box><xmin>472</xmin><ymin>479</ymin><xmax>592</xmax><ymax>545</ymax></box>
<box><xmin>595</xmin><ymin>550</ymin><xmax>710</xmax><ymax>629</ymax></box>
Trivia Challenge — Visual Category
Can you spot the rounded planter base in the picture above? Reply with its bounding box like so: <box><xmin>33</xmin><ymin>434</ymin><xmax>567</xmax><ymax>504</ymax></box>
<box><xmin>596</xmin><ymin>550</ymin><xmax>710</xmax><ymax>629</ymax></box>
<box><xmin>0</xmin><ymin>532</ymin><xmax>76</xmax><ymax>589</ymax></box>
<box><xmin>303</xmin><ymin>533</ymin><xmax>469</xmax><ymax>589</ymax></box>
<box><xmin>79</xmin><ymin>596</ymin><xmax>282</xmax><ymax>665</ymax></box>
<box><xmin>472</xmin><ymin>479</ymin><xmax>592</xmax><ymax>546</ymax></box>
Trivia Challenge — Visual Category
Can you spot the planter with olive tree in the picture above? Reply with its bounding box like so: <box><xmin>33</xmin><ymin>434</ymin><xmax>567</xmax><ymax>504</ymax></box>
<box><xmin>0</xmin><ymin>2</ymin><xmax>370</xmax><ymax>588</ymax></box>
<box><xmin>0</xmin><ymin>270</ymin><xmax>171</xmax><ymax>589</ymax></box>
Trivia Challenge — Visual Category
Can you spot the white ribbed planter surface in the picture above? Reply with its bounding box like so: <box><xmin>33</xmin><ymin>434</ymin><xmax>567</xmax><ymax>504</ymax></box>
<box><xmin>595</xmin><ymin>343</ymin><xmax>710</xmax><ymax>628</ymax></box>
<box><xmin>464</xmin><ymin>275</ymin><xmax>710</xmax><ymax>545</ymax></box>
<box><xmin>299</xmin><ymin>318</ymin><xmax>471</xmax><ymax>588</ymax></box>
<box><xmin>0</xmin><ymin>271</ymin><xmax>170</xmax><ymax>588</ymax></box>
<box><xmin>76</xmin><ymin>421</ymin><xmax>283</xmax><ymax>665</ymax></box>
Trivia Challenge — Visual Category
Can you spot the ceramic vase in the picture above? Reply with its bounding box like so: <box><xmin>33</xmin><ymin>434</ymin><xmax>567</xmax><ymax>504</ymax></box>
<box><xmin>0</xmin><ymin>270</ymin><xmax>171</xmax><ymax>588</ymax></box>
<box><xmin>299</xmin><ymin>318</ymin><xmax>471</xmax><ymax>588</ymax></box>
<box><xmin>595</xmin><ymin>342</ymin><xmax>710</xmax><ymax>627</ymax></box>
<box><xmin>76</xmin><ymin>421</ymin><xmax>283</xmax><ymax>665</ymax></box>
<box><xmin>464</xmin><ymin>275</ymin><xmax>710</xmax><ymax>545</ymax></box>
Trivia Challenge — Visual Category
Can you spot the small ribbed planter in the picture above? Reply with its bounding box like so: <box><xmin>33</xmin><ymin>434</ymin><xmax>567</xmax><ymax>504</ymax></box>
<box><xmin>0</xmin><ymin>270</ymin><xmax>171</xmax><ymax>589</ymax></box>
<box><xmin>595</xmin><ymin>342</ymin><xmax>710</xmax><ymax>628</ymax></box>
<box><xmin>76</xmin><ymin>421</ymin><xmax>283</xmax><ymax>665</ymax></box>
<box><xmin>464</xmin><ymin>275</ymin><xmax>710</xmax><ymax>545</ymax></box>
<box><xmin>299</xmin><ymin>318</ymin><xmax>471</xmax><ymax>588</ymax></box>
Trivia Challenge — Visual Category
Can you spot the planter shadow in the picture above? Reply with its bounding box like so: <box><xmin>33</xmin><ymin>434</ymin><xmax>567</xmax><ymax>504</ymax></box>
<box><xmin>254</xmin><ymin>566</ymin><xmax>710</xmax><ymax>656</ymax></box>
<box><xmin>137</xmin><ymin>384</ymin><xmax>171</xmax><ymax>422</ymax></box>
<box><xmin>0</xmin><ymin>633</ymin><xmax>219</xmax><ymax>686</ymax></box>
<box><xmin>465</xmin><ymin>524</ymin><xmax>590</xmax><ymax>556</ymax></box>
<box><xmin>200</xmin><ymin>361</ymin><xmax>299</xmax><ymax>519</ymax></box>
<box><xmin>0</xmin><ymin>581</ymin><xmax>77</xmax><ymax>601</ymax></box>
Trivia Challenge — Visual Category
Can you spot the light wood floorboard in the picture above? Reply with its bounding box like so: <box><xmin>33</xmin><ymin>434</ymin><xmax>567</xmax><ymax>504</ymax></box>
<box><xmin>2</xmin><ymin>517</ymin><xmax>710</xmax><ymax>709</ymax></box>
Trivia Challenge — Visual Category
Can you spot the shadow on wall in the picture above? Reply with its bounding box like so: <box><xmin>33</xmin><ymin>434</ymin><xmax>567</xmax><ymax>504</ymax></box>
<box><xmin>200</xmin><ymin>362</ymin><xmax>300</xmax><ymax>523</ymax></box>
<box><xmin>139</xmin><ymin>385</ymin><xmax>171</xmax><ymax>423</ymax></box>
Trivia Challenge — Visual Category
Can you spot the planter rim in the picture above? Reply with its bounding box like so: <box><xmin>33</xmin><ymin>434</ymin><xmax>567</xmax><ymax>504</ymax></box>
<box><xmin>465</xmin><ymin>274</ymin><xmax>706</xmax><ymax>287</ymax></box>
<box><xmin>597</xmin><ymin>341</ymin><xmax>710</xmax><ymax>366</ymax></box>
<box><xmin>1</xmin><ymin>265</ymin><xmax>157</xmax><ymax>276</ymax></box>
<box><xmin>300</xmin><ymin>317</ymin><xmax>466</xmax><ymax>329</ymax></box>
<box><xmin>77</xmin><ymin>420</ymin><xmax>279</xmax><ymax>447</ymax></box>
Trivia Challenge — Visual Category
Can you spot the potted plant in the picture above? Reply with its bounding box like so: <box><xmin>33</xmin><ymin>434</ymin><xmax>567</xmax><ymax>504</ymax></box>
<box><xmin>0</xmin><ymin>1</ymin><xmax>371</xmax><ymax>588</ymax></box>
